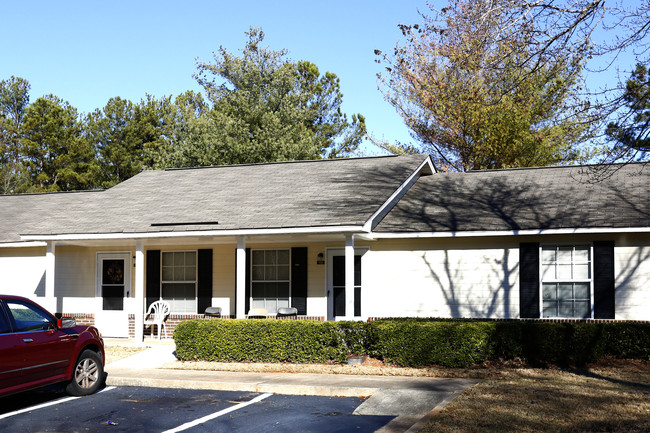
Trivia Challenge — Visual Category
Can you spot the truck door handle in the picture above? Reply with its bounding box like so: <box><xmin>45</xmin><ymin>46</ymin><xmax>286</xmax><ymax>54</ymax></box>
<box><xmin>23</xmin><ymin>338</ymin><xmax>33</xmax><ymax>343</ymax></box>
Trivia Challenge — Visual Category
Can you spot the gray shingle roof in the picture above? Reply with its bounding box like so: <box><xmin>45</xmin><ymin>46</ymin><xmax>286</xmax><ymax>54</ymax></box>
<box><xmin>3</xmin><ymin>157</ymin><xmax>647</xmax><ymax>243</ymax></box>
<box><xmin>0</xmin><ymin>191</ymin><xmax>102</xmax><ymax>243</ymax></box>
<box><xmin>0</xmin><ymin>155</ymin><xmax>429</xmax><ymax>242</ymax></box>
<box><xmin>375</xmin><ymin>163</ymin><xmax>650</xmax><ymax>233</ymax></box>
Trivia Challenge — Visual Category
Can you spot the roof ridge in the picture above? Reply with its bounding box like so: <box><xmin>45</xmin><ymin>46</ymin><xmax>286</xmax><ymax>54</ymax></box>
<box><xmin>0</xmin><ymin>189</ymin><xmax>104</xmax><ymax>198</ymax></box>
<box><xmin>162</xmin><ymin>154</ymin><xmax>412</xmax><ymax>172</ymax></box>
<box><xmin>463</xmin><ymin>161</ymin><xmax>648</xmax><ymax>174</ymax></box>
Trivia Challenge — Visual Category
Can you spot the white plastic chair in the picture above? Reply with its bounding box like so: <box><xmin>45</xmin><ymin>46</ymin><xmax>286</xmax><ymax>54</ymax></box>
<box><xmin>247</xmin><ymin>307</ymin><xmax>268</xmax><ymax>318</ymax></box>
<box><xmin>143</xmin><ymin>300</ymin><xmax>170</xmax><ymax>339</ymax></box>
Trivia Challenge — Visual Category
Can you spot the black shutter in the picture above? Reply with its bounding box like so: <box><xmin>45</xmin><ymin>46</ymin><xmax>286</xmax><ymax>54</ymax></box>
<box><xmin>197</xmin><ymin>249</ymin><xmax>213</xmax><ymax>314</ymax></box>
<box><xmin>519</xmin><ymin>243</ymin><xmax>540</xmax><ymax>318</ymax></box>
<box><xmin>145</xmin><ymin>250</ymin><xmax>161</xmax><ymax>310</ymax></box>
<box><xmin>593</xmin><ymin>241</ymin><xmax>615</xmax><ymax>319</ymax></box>
<box><xmin>291</xmin><ymin>247</ymin><xmax>308</xmax><ymax>315</ymax></box>
<box><xmin>354</xmin><ymin>255</ymin><xmax>361</xmax><ymax>317</ymax></box>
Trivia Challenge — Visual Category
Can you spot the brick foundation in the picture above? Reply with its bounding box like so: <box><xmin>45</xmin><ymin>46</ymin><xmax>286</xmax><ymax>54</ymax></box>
<box><xmin>55</xmin><ymin>312</ymin><xmax>95</xmax><ymax>327</ymax></box>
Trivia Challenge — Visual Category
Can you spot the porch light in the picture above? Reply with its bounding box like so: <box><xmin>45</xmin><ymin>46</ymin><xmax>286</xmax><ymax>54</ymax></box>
<box><xmin>317</xmin><ymin>253</ymin><xmax>325</xmax><ymax>265</ymax></box>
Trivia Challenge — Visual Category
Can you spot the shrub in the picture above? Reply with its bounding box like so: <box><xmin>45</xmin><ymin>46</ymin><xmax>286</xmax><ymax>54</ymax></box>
<box><xmin>602</xmin><ymin>323</ymin><xmax>650</xmax><ymax>360</ymax></box>
<box><xmin>516</xmin><ymin>322</ymin><xmax>607</xmax><ymax>366</ymax></box>
<box><xmin>174</xmin><ymin>318</ymin><xmax>650</xmax><ymax>367</ymax></box>
<box><xmin>365</xmin><ymin>320</ymin><xmax>495</xmax><ymax>367</ymax></box>
<box><xmin>174</xmin><ymin>319</ymin><xmax>356</xmax><ymax>363</ymax></box>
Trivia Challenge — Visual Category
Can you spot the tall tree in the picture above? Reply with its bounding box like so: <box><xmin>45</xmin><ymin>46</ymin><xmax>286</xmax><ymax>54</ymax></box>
<box><xmin>606</xmin><ymin>63</ymin><xmax>650</xmax><ymax>160</ymax></box>
<box><xmin>0</xmin><ymin>76</ymin><xmax>30</xmax><ymax>193</ymax></box>
<box><xmin>20</xmin><ymin>95</ymin><xmax>95</xmax><ymax>191</ymax></box>
<box><xmin>143</xmin><ymin>91</ymin><xmax>214</xmax><ymax>169</ymax></box>
<box><xmin>192</xmin><ymin>28</ymin><xmax>366</xmax><ymax>165</ymax></box>
<box><xmin>377</xmin><ymin>0</ymin><xmax>593</xmax><ymax>171</ymax></box>
<box><xmin>86</xmin><ymin>97</ymin><xmax>147</xmax><ymax>188</ymax></box>
<box><xmin>384</xmin><ymin>0</ymin><xmax>650</xmax><ymax>165</ymax></box>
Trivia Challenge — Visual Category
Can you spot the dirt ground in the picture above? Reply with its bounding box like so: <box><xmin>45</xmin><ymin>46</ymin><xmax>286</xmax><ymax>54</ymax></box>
<box><xmin>104</xmin><ymin>345</ymin><xmax>148</xmax><ymax>365</ymax></box>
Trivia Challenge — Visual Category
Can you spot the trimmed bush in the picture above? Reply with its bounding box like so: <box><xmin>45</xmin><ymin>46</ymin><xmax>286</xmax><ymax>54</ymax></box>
<box><xmin>602</xmin><ymin>323</ymin><xmax>650</xmax><ymax>359</ymax></box>
<box><xmin>367</xmin><ymin>319</ymin><xmax>649</xmax><ymax>367</ymax></box>
<box><xmin>366</xmin><ymin>320</ymin><xmax>495</xmax><ymax>368</ymax></box>
<box><xmin>174</xmin><ymin>319</ymin><xmax>365</xmax><ymax>363</ymax></box>
<box><xmin>174</xmin><ymin>318</ymin><xmax>650</xmax><ymax>367</ymax></box>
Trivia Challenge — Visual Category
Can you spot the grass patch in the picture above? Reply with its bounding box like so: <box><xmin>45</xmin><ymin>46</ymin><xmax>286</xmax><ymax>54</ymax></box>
<box><xmin>423</xmin><ymin>359</ymin><xmax>650</xmax><ymax>433</ymax></box>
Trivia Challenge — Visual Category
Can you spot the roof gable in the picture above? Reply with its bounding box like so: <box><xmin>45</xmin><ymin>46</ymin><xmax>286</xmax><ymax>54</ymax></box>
<box><xmin>376</xmin><ymin>163</ymin><xmax>650</xmax><ymax>234</ymax></box>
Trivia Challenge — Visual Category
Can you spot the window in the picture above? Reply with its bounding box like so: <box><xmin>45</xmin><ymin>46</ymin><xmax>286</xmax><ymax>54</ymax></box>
<box><xmin>101</xmin><ymin>258</ymin><xmax>125</xmax><ymax>310</ymax></box>
<box><xmin>541</xmin><ymin>244</ymin><xmax>592</xmax><ymax>318</ymax></box>
<box><xmin>161</xmin><ymin>251</ymin><xmax>196</xmax><ymax>313</ymax></box>
<box><xmin>6</xmin><ymin>301</ymin><xmax>53</xmax><ymax>332</ymax></box>
<box><xmin>0</xmin><ymin>309</ymin><xmax>12</xmax><ymax>334</ymax></box>
<box><xmin>251</xmin><ymin>249</ymin><xmax>290</xmax><ymax>314</ymax></box>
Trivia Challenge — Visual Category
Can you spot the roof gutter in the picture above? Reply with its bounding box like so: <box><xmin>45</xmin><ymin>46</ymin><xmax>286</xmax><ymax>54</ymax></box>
<box><xmin>19</xmin><ymin>225</ymin><xmax>370</xmax><ymax>242</ymax></box>
<box><xmin>0</xmin><ymin>241</ymin><xmax>48</xmax><ymax>248</ymax></box>
<box><xmin>370</xmin><ymin>226</ymin><xmax>650</xmax><ymax>239</ymax></box>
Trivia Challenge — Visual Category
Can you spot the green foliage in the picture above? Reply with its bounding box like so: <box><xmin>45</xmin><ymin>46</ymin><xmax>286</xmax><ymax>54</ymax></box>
<box><xmin>369</xmin><ymin>319</ymin><xmax>649</xmax><ymax>367</ymax></box>
<box><xmin>511</xmin><ymin>322</ymin><xmax>607</xmax><ymax>366</ymax></box>
<box><xmin>602</xmin><ymin>322</ymin><xmax>650</xmax><ymax>359</ymax></box>
<box><xmin>2</xmin><ymin>28</ymin><xmax>365</xmax><ymax>192</ymax></box>
<box><xmin>175</xmin><ymin>318</ymin><xmax>650</xmax><ymax>368</ymax></box>
<box><xmin>0</xmin><ymin>76</ymin><xmax>30</xmax><ymax>193</ymax></box>
<box><xmin>378</xmin><ymin>0</ymin><xmax>594</xmax><ymax>171</ymax></box>
<box><xmin>366</xmin><ymin>320</ymin><xmax>494</xmax><ymax>367</ymax></box>
<box><xmin>86</xmin><ymin>97</ymin><xmax>146</xmax><ymax>188</ymax></box>
<box><xmin>174</xmin><ymin>319</ymin><xmax>351</xmax><ymax>363</ymax></box>
<box><xmin>20</xmin><ymin>95</ymin><xmax>95</xmax><ymax>192</ymax></box>
<box><xmin>189</xmin><ymin>27</ymin><xmax>366</xmax><ymax>166</ymax></box>
<box><xmin>606</xmin><ymin>63</ymin><xmax>650</xmax><ymax>160</ymax></box>
<box><xmin>142</xmin><ymin>91</ymin><xmax>215</xmax><ymax>169</ymax></box>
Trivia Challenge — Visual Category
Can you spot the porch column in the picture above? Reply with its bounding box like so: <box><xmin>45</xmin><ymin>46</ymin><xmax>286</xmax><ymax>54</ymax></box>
<box><xmin>134</xmin><ymin>241</ymin><xmax>145</xmax><ymax>342</ymax></box>
<box><xmin>345</xmin><ymin>234</ymin><xmax>355</xmax><ymax>319</ymax></box>
<box><xmin>236</xmin><ymin>236</ymin><xmax>246</xmax><ymax>318</ymax></box>
<box><xmin>45</xmin><ymin>241</ymin><xmax>56</xmax><ymax>312</ymax></box>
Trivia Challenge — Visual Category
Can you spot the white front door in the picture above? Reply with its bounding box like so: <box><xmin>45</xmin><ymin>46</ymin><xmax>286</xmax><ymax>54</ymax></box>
<box><xmin>94</xmin><ymin>252</ymin><xmax>131</xmax><ymax>338</ymax></box>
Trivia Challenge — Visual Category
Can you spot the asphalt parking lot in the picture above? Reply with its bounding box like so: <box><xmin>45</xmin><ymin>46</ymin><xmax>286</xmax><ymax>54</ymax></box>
<box><xmin>0</xmin><ymin>386</ymin><xmax>395</xmax><ymax>433</ymax></box>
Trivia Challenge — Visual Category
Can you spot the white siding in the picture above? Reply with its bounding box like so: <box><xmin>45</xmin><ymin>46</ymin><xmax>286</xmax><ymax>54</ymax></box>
<box><xmin>364</xmin><ymin>239</ymin><xmax>519</xmax><ymax>319</ymax></box>
<box><xmin>0</xmin><ymin>247</ymin><xmax>46</xmax><ymax>298</ymax></box>
<box><xmin>56</xmin><ymin>246</ymin><xmax>133</xmax><ymax>314</ymax></box>
<box><xmin>615</xmin><ymin>244</ymin><xmax>650</xmax><ymax>320</ymax></box>
<box><xmin>2</xmin><ymin>233</ymin><xmax>648</xmax><ymax>321</ymax></box>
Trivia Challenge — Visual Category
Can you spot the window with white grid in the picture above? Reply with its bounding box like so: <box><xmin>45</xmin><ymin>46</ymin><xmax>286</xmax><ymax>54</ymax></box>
<box><xmin>541</xmin><ymin>244</ymin><xmax>592</xmax><ymax>318</ymax></box>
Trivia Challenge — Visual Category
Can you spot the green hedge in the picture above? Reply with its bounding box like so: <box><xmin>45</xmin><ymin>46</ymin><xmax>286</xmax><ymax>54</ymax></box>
<box><xmin>365</xmin><ymin>320</ymin><xmax>494</xmax><ymax>367</ymax></box>
<box><xmin>174</xmin><ymin>319</ymin><xmax>361</xmax><ymax>363</ymax></box>
<box><xmin>174</xmin><ymin>318</ymin><xmax>650</xmax><ymax>367</ymax></box>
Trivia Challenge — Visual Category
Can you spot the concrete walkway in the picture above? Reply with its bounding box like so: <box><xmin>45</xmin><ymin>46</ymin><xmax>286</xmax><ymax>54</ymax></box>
<box><xmin>103</xmin><ymin>340</ymin><xmax>479</xmax><ymax>433</ymax></box>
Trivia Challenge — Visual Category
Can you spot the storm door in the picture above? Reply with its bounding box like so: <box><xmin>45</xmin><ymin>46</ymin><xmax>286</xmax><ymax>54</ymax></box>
<box><xmin>327</xmin><ymin>249</ymin><xmax>365</xmax><ymax>320</ymax></box>
<box><xmin>95</xmin><ymin>252</ymin><xmax>131</xmax><ymax>337</ymax></box>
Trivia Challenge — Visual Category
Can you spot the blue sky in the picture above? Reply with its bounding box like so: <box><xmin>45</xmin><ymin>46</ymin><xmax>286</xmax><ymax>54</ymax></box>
<box><xmin>2</xmin><ymin>0</ymin><xmax>427</xmax><ymax>154</ymax></box>
<box><xmin>3</xmin><ymin>1</ymin><xmax>643</xmax><ymax>158</ymax></box>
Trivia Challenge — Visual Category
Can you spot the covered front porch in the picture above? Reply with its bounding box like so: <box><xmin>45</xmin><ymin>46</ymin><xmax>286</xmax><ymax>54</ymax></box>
<box><xmin>34</xmin><ymin>229</ymin><xmax>371</xmax><ymax>340</ymax></box>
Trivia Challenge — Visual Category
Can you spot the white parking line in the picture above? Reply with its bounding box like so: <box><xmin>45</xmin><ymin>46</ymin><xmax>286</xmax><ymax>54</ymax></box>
<box><xmin>161</xmin><ymin>392</ymin><xmax>273</xmax><ymax>433</ymax></box>
<box><xmin>0</xmin><ymin>386</ymin><xmax>116</xmax><ymax>420</ymax></box>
